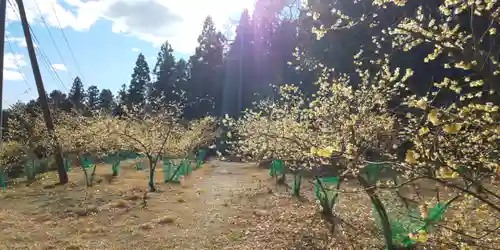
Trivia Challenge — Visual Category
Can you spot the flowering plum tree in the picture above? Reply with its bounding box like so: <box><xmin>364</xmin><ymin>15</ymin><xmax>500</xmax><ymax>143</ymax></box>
<box><xmin>227</xmin><ymin>0</ymin><xmax>500</xmax><ymax>248</ymax></box>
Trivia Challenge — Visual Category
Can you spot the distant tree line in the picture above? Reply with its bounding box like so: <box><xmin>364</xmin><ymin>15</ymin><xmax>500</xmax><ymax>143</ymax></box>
<box><xmin>3</xmin><ymin>0</ymin><xmax>498</xmax><ymax>135</ymax></box>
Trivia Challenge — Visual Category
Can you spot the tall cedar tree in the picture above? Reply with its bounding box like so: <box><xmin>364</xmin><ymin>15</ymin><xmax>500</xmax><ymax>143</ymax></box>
<box><xmin>98</xmin><ymin>89</ymin><xmax>115</xmax><ymax>113</ymax></box>
<box><xmin>186</xmin><ymin>16</ymin><xmax>226</xmax><ymax>118</ymax></box>
<box><xmin>114</xmin><ymin>84</ymin><xmax>128</xmax><ymax>116</ymax></box>
<box><xmin>68</xmin><ymin>76</ymin><xmax>85</xmax><ymax>111</ymax></box>
<box><xmin>127</xmin><ymin>53</ymin><xmax>151</xmax><ymax>109</ymax></box>
<box><xmin>222</xmin><ymin>9</ymin><xmax>254</xmax><ymax>116</ymax></box>
<box><xmin>48</xmin><ymin>90</ymin><xmax>71</xmax><ymax>112</ymax></box>
<box><xmin>151</xmin><ymin>41</ymin><xmax>178</xmax><ymax>108</ymax></box>
<box><xmin>86</xmin><ymin>85</ymin><xmax>100</xmax><ymax>112</ymax></box>
<box><xmin>251</xmin><ymin>0</ymin><xmax>283</xmax><ymax>100</ymax></box>
<box><xmin>174</xmin><ymin>58</ymin><xmax>188</xmax><ymax>93</ymax></box>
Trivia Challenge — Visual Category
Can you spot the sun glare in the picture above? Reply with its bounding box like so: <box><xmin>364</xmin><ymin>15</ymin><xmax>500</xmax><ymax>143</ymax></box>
<box><xmin>210</xmin><ymin>0</ymin><xmax>255</xmax><ymax>17</ymax></box>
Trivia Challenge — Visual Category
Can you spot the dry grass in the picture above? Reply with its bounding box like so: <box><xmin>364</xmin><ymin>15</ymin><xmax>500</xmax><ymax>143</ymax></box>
<box><xmin>0</xmin><ymin>160</ymin><xmax>269</xmax><ymax>249</ymax></box>
<box><xmin>1</xmin><ymin>159</ymin><xmax>498</xmax><ymax>249</ymax></box>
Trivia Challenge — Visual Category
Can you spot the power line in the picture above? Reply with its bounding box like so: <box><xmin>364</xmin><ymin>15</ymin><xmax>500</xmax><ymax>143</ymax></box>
<box><xmin>34</xmin><ymin>38</ymin><xmax>69</xmax><ymax>92</ymax></box>
<box><xmin>4</xmin><ymin>33</ymin><xmax>32</xmax><ymax>92</ymax></box>
<box><xmin>6</xmin><ymin>0</ymin><xmax>92</xmax><ymax>116</ymax></box>
<box><xmin>2</xmin><ymin>90</ymin><xmax>31</xmax><ymax>106</ymax></box>
<box><xmin>7</xmin><ymin>0</ymin><xmax>87</xmax><ymax>114</ymax></box>
<box><xmin>6</xmin><ymin>0</ymin><xmax>68</xmax><ymax>92</ymax></box>
<box><xmin>31</xmin><ymin>0</ymin><xmax>74</xmax><ymax>81</ymax></box>
<box><xmin>51</xmin><ymin>6</ymin><xmax>87</xmax><ymax>84</ymax></box>
<box><xmin>26</xmin><ymin>17</ymin><xmax>69</xmax><ymax>92</ymax></box>
<box><xmin>30</xmin><ymin>26</ymin><xmax>68</xmax><ymax>90</ymax></box>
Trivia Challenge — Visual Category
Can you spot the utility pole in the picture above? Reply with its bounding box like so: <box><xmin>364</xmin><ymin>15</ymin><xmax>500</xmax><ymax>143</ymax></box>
<box><xmin>16</xmin><ymin>0</ymin><xmax>68</xmax><ymax>184</ymax></box>
<box><xmin>0</xmin><ymin>0</ymin><xmax>7</xmax><ymax>181</ymax></box>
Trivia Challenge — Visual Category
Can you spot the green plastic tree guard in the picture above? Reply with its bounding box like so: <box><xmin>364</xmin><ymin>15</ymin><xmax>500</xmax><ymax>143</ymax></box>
<box><xmin>162</xmin><ymin>159</ymin><xmax>188</xmax><ymax>184</ymax></box>
<box><xmin>24</xmin><ymin>159</ymin><xmax>37</xmax><ymax>181</ymax></box>
<box><xmin>80</xmin><ymin>156</ymin><xmax>94</xmax><ymax>169</ymax></box>
<box><xmin>64</xmin><ymin>158</ymin><xmax>72</xmax><ymax>172</ymax></box>
<box><xmin>163</xmin><ymin>159</ymin><xmax>185</xmax><ymax>183</ymax></box>
<box><xmin>195</xmin><ymin>149</ymin><xmax>207</xmax><ymax>168</ymax></box>
<box><xmin>162</xmin><ymin>160</ymin><xmax>173</xmax><ymax>182</ymax></box>
<box><xmin>0</xmin><ymin>170</ymin><xmax>6</xmax><ymax>190</ymax></box>
<box><xmin>314</xmin><ymin>176</ymin><xmax>340</xmax><ymax>211</ymax></box>
<box><xmin>197</xmin><ymin>149</ymin><xmax>207</xmax><ymax>163</ymax></box>
<box><xmin>269</xmin><ymin>160</ymin><xmax>285</xmax><ymax>177</ymax></box>
<box><xmin>111</xmin><ymin>162</ymin><xmax>120</xmax><ymax>175</ymax></box>
<box><xmin>171</xmin><ymin>161</ymin><xmax>187</xmax><ymax>183</ymax></box>
<box><xmin>38</xmin><ymin>158</ymin><xmax>48</xmax><ymax>173</ymax></box>
<box><xmin>103</xmin><ymin>155</ymin><xmax>120</xmax><ymax>175</ymax></box>
<box><xmin>365</xmin><ymin>163</ymin><xmax>448</xmax><ymax>247</ymax></box>
<box><xmin>292</xmin><ymin>173</ymin><xmax>302</xmax><ymax>196</ymax></box>
<box><xmin>185</xmin><ymin>159</ymin><xmax>192</xmax><ymax>174</ymax></box>
<box><xmin>363</xmin><ymin>163</ymin><xmax>382</xmax><ymax>185</ymax></box>
<box><xmin>372</xmin><ymin>202</ymin><xmax>448</xmax><ymax>247</ymax></box>
<box><xmin>136</xmin><ymin>162</ymin><xmax>144</xmax><ymax>170</ymax></box>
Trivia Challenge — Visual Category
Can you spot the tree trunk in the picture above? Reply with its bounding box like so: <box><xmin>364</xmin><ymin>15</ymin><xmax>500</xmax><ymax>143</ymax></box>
<box><xmin>358</xmin><ymin>176</ymin><xmax>394</xmax><ymax>249</ymax></box>
<box><xmin>148</xmin><ymin>157</ymin><xmax>156</xmax><ymax>192</ymax></box>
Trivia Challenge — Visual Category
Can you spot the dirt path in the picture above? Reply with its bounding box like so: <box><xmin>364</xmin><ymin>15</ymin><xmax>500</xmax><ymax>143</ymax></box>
<box><xmin>161</xmin><ymin>160</ymin><xmax>269</xmax><ymax>249</ymax></box>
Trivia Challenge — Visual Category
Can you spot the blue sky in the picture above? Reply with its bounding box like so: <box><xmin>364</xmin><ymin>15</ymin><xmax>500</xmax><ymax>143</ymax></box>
<box><xmin>3</xmin><ymin>0</ymin><xmax>255</xmax><ymax>107</ymax></box>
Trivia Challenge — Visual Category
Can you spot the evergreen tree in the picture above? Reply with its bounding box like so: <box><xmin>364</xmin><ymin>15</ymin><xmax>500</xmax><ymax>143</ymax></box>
<box><xmin>68</xmin><ymin>76</ymin><xmax>85</xmax><ymax>111</ymax></box>
<box><xmin>270</xmin><ymin>19</ymin><xmax>301</xmax><ymax>93</ymax></box>
<box><xmin>25</xmin><ymin>99</ymin><xmax>41</xmax><ymax>116</ymax></box>
<box><xmin>114</xmin><ymin>84</ymin><xmax>128</xmax><ymax>116</ymax></box>
<box><xmin>187</xmin><ymin>16</ymin><xmax>226</xmax><ymax>118</ymax></box>
<box><xmin>48</xmin><ymin>90</ymin><xmax>71</xmax><ymax>112</ymax></box>
<box><xmin>117</xmin><ymin>84</ymin><xmax>127</xmax><ymax>105</ymax></box>
<box><xmin>86</xmin><ymin>85</ymin><xmax>100</xmax><ymax>112</ymax></box>
<box><xmin>151</xmin><ymin>41</ymin><xmax>178</xmax><ymax>107</ymax></box>
<box><xmin>251</xmin><ymin>0</ymin><xmax>296</xmax><ymax>101</ymax></box>
<box><xmin>127</xmin><ymin>53</ymin><xmax>150</xmax><ymax>108</ymax></box>
<box><xmin>98</xmin><ymin>89</ymin><xmax>115</xmax><ymax>112</ymax></box>
<box><xmin>173</xmin><ymin>58</ymin><xmax>188</xmax><ymax>96</ymax></box>
<box><xmin>223</xmin><ymin>9</ymin><xmax>255</xmax><ymax>116</ymax></box>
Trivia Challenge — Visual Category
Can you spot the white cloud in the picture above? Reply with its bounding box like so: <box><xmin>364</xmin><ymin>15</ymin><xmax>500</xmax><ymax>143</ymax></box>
<box><xmin>3</xmin><ymin>69</ymin><xmax>25</xmax><ymax>81</ymax></box>
<box><xmin>6</xmin><ymin>0</ymin><xmax>254</xmax><ymax>54</ymax></box>
<box><xmin>101</xmin><ymin>0</ymin><xmax>255</xmax><ymax>53</ymax></box>
<box><xmin>5</xmin><ymin>36</ymin><xmax>38</xmax><ymax>48</ymax></box>
<box><xmin>6</xmin><ymin>0</ymin><xmax>101</xmax><ymax>31</ymax></box>
<box><xmin>51</xmin><ymin>63</ymin><xmax>67</xmax><ymax>71</ymax></box>
<box><xmin>4</xmin><ymin>53</ymin><xmax>28</xmax><ymax>69</ymax></box>
<box><xmin>3</xmin><ymin>53</ymin><xmax>26</xmax><ymax>81</ymax></box>
<box><xmin>131</xmin><ymin>48</ymin><xmax>140</xmax><ymax>52</ymax></box>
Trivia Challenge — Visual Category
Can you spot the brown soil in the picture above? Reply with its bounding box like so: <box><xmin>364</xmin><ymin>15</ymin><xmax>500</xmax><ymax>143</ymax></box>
<box><xmin>2</xmin><ymin>159</ymin><xmax>497</xmax><ymax>250</ymax></box>
<box><xmin>0</xmin><ymin>159</ymin><xmax>279</xmax><ymax>250</ymax></box>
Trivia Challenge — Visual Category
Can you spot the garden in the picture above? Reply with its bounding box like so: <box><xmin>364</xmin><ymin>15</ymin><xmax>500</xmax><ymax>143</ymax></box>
<box><xmin>1</xmin><ymin>0</ymin><xmax>500</xmax><ymax>249</ymax></box>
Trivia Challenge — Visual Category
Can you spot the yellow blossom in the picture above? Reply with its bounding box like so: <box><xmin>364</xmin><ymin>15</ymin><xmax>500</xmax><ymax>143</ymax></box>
<box><xmin>419</xmin><ymin>127</ymin><xmax>429</xmax><ymax>136</ymax></box>
<box><xmin>427</xmin><ymin>109</ymin><xmax>440</xmax><ymax>125</ymax></box>
<box><xmin>409</xmin><ymin>230</ymin><xmax>428</xmax><ymax>243</ymax></box>
<box><xmin>415</xmin><ymin>98</ymin><xmax>427</xmax><ymax>109</ymax></box>
<box><xmin>405</xmin><ymin>150</ymin><xmax>420</xmax><ymax>164</ymax></box>
<box><xmin>416</xmin><ymin>230</ymin><xmax>428</xmax><ymax>243</ymax></box>
<box><xmin>310</xmin><ymin>147</ymin><xmax>318</xmax><ymax>155</ymax></box>
<box><xmin>317</xmin><ymin>149</ymin><xmax>331</xmax><ymax>157</ymax></box>
<box><xmin>443</xmin><ymin>123</ymin><xmax>462</xmax><ymax>134</ymax></box>
<box><xmin>439</xmin><ymin>167</ymin><xmax>459</xmax><ymax>179</ymax></box>
<box><xmin>310</xmin><ymin>146</ymin><xmax>335</xmax><ymax>158</ymax></box>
